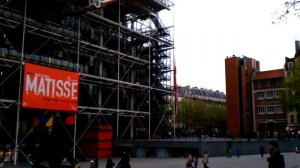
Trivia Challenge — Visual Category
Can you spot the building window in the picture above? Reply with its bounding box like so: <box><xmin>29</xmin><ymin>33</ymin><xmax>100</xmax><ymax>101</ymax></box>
<box><xmin>291</xmin><ymin>114</ymin><xmax>295</xmax><ymax>124</ymax></box>
<box><xmin>276</xmin><ymin>80</ymin><xmax>280</xmax><ymax>87</ymax></box>
<box><xmin>266</xmin><ymin>80</ymin><xmax>270</xmax><ymax>87</ymax></box>
<box><xmin>266</xmin><ymin>91</ymin><xmax>272</xmax><ymax>98</ymax></box>
<box><xmin>267</xmin><ymin>106</ymin><xmax>274</xmax><ymax>113</ymax></box>
<box><xmin>275</xmin><ymin>106</ymin><xmax>282</xmax><ymax>113</ymax></box>
<box><xmin>288</xmin><ymin>62</ymin><xmax>294</xmax><ymax>69</ymax></box>
<box><xmin>257</xmin><ymin>81</ymin><xmax>262</xmax><ymax>88</ymax></box>
<box><xmin>252</xmin><ymin>60</ymin><xmax>256</xmax><ymax>69</ymax></box>
<box><xmin>257</xmin><ymin>90</ymin><xmax>280</xmax><ymax>99</ymax></box>
<box><xmin>258</xmin><ymin>107</ymin><xmax>264</xmax><ymax>113</ymax></box>
<box><xmin>274</xmin><ymin>90</ymin><xmax>280</xmax><ymax>98</ymax></box>
<box><xmin>257</xmin><ymin>92</ymin><xmax>265</xmax><ymax>99</ymax></box>
<box><xmin>258</xmin><ymin>106</ymin><xmax>268</xmax><ymax>113</ymax></box>
<box><xmin>258</xmin><ymin>105</ymin><xmax>282</xmax><ymax>114</ymax></box>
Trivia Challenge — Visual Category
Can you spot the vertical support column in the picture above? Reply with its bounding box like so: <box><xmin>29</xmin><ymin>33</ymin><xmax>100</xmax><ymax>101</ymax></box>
<box><xmin>73</xmin><ymin>113</ymin><xmax>78</xmax><ymax>158</ymax></box>
<box><xmin>97</xmin><ymin>9</ymin><xmax>104</xmax><ymax>152</ymax></box>
<box><xmin>130</xmin><ymin>111</ymin><xmax>134</xmax><ymax>139</ymax></box>
<box><xmin>171</xmin><ymin>4</ymin><xmax>176</xmax><ymax>138</ymax></box>
<box><xmin>14</xmin><ymin>0</ymin><xmax>27</xmax><ymax>165</ymax></box>
<box><xmin>148</xmin><ymin>14</ymin><xmax>153</xmax><ymax>140</ymax></box>
<box><xmin>97</xmin><ymin>61</ymin><xmax>103</xmax><ymax>157</ymax></box>
<box><xmin>116</xmin><ymin>0</ymin><xmax>121</xmax><ymax>138</ymax></box>
<box><xmin>98</xmin><ymin>60</ymin><xmax>103</xmax><ymax>110</ymax></box>
<box><xmin>130</xmin><ymin>91</ymin><xmax>135</xmax><ymax>139</ymax></box>
<box><xmin>130</xmin><ymin>45</ymin><xmax>136</xmax><ymax>140</ymax></box>
<box><xmin>98</xmin><ymin>7</ymin><xmax>104</xmax><ymax>126</ymax></box>
<box><xmin>251</xmin><ymin>71</ymin><xmax>256</xmax><ymax>133</ymax></box>
<box><xmin>173</xmin><ymin>96</ymin><xmax>176</xmax><ymax>138</ymax></box>
<box><xmin>73</xmin><ymin>16</ymin><xmax>81</xmax><ymax>158</ymax></box>
<box><xmin>148</xmin><ymin>39</ymin><xmax>151</xmax><ymax>140</ymax></box>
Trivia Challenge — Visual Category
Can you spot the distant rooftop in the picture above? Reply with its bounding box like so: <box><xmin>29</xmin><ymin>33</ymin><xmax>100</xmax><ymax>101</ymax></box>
<box><xmin>254</xmin><ymin>69</ymin><xmax>284</xmax><ymax>80</ymax></box>
<box><xmin>178</xmin><ymin>86</ymin><xmax>226</xmax><ymax>102</ymax></box>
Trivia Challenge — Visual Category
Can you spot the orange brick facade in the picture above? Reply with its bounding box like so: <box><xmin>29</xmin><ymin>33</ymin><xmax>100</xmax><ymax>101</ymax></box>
<box><xmin>225</xmin><ymin>56</ymin><xmax>288</xmax><ymax>138</ymax></box>
<box><xmin>225</xmin><ymin>56</ymin><xmax>260</xmax><ymax>137</ymax></box>
<box><xmin>225</xmin><ymin>58</ymin><xmax>240</xmax><ymax>136</ymax></box>
<box><xmin>253</xmin><ymin>69</ymin><xmax>286</xmax><ymax>137</ymax></box>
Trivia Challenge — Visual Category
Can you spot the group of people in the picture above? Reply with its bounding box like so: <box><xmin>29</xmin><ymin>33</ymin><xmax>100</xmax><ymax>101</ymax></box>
<box><xmin>110</xmin><ymin>141</ymin><xmax>285</xmax><ymax>168</ymax></box>
<box><xmin>226</xmin><ymin>147</ymin><xmax>240</xmax><ymax>158</ymax></box>
<box><xmin>185</xmin><ymin>151</ymin><xmax>208</xmax><ymax>168</ymax></box>
<box><xmin>71</xmin><ymin>141</ymin><xmax>286</xmax><ymax>168</ymax></box>
<box><xmin>185</xmin><ymin>141</ymin><xmax>285</xmax><ymax>168</ymax></box>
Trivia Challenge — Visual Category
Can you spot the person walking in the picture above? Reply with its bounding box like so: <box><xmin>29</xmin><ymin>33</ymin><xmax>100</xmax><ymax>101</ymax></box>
<box><xmin>74</xmin><ymin>160</ymin><xmax>80</xmax><ymax>168</ymax></box>
<box><xmin>94</xmin><ymin>158</ymin><xmax>98</xmax><ymax>168</ymax></box>
<box><xmin>226</xmin><ymin>147</ymin><xmax>232</xmax><ymax>158</ymax></box>
<box><xmin>106</xmin><ymin>157</ymin><xmax>115</xmax><ymax>168</ymax></box>
<box><xmin>89</xmin><ymin>158</ymin><xmax>98</xmax><ymax>168</ymax></box>
<box><xmin>193</xmin><ymin>156</ymin><xmax>198</xmax><ymax>168</ymax></box>
<box><xmin>267</xmin><ymin>141</ymin><xmax>285</xmax><ymax>168</ymax></box>
<box><xmin>117</xmin><ymin>153</ymin><xmax>131</xmax><ymax>168</ymax></box>
<box><xmin>201</xmin><ymin>151</ymin><xmax>209</xmax><ymax>168</ymax></box>
<box><xmin>236</xmin><ymin>147</ymin><xmax>240</xmax><ymax>158</ymax></box>
<box><xmin>260</xmin><ymin>145</ymin><xmax>265</xmax><ymax>158</ymax></box>
<box><xmin>185</xmin><ymin>153</ymin><xmax>193</xmax><ymax>168</ymax></box>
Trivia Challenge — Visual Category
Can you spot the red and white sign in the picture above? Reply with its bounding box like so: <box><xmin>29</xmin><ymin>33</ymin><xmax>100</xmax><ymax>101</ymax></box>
<box><xmin>22</xmin><ymin>63</ymin><xmax>79</xmax><ymax>112</ymax></box>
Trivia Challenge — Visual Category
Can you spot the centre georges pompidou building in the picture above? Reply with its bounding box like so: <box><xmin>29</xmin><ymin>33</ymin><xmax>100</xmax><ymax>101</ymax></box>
<box><xmin>0</xmin><ymin>0</ymin><xmax>174</xmax><ymax>163</ymax></box>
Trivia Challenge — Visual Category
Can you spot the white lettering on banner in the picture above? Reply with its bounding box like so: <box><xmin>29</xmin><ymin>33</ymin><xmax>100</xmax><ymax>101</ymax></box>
<box><xmin>25</xmin><ymin>74</ymin><xmax>78</xmax><ymax>99</ymax></box>
<box><xmin>56</xmin><ymin>80</ymin><xmax>63</xmax><ymax>97</ymax></box>
<box><xmin>63</xmin><ymin>81</ymin><xmax>70</xmax><ymax>98</ymax></box>
<box><xmin>37</xmin><ymin>77</ymin><xmax>45</xmax><ymax>95</ymax></box>
<box><xmin>26</xmin><ymin>74</ymin><xmax>37</xmax><ymax>93</ymax></box>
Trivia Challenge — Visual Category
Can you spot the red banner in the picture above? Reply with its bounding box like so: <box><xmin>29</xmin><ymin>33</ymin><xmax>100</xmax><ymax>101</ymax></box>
<box><xmin>22</xmin><ymin>63</ymin><xmax>79</xmax><ymax>112</ymax></box>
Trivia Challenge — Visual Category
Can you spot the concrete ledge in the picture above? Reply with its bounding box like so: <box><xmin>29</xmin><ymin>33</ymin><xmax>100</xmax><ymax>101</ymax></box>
<box><xmin>117</xmin><ymin>139</ymin><xmax>300</xmax><ymax>157</ymax></box>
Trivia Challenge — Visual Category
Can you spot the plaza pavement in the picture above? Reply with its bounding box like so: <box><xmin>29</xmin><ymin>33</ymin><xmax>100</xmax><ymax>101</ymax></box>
<box><xmin>76</xmin><ymin>152</ymin><xmax>300</xmax><ymax>168</ymax></box>
<box><xmin>4</xmin><ymin>152</ymin><xmax>300</xmax><ymax>168</ymax></box>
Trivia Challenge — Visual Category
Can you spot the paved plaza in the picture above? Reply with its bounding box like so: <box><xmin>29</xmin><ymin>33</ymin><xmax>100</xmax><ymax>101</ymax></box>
<box><xmin>76</xmin><ymin>152</ymin><xmax>300</xmax><ymax>168</ymax></box>
<box><xmin>3</xmin><ymin>152</ymin><xmax>299</xmax><ymax>168</ymax></box>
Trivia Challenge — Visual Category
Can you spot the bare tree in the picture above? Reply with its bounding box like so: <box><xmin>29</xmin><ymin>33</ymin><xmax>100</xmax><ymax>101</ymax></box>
<box><xmin>273</xmin><ymin>0</ymin><xmax>300</xmax><ymax>23</ymax></box>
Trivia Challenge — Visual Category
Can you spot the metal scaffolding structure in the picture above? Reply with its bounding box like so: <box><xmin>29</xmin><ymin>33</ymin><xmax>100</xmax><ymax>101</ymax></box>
<box><xmin>0</xmin><ymin>0</ymin><xmax>174</xmax><ymax>164</ymax></box>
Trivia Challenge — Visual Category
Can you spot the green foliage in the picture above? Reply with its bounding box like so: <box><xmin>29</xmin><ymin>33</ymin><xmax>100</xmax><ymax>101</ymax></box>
<box><xmin>282</xmin><ymin>58</ymin><xmax>300</xmax><ymax>112</ymax></box>
<box><xmin>177</xmin><ymin>98</ymin><xmax>226</xmax><ymax>129</ymax></box>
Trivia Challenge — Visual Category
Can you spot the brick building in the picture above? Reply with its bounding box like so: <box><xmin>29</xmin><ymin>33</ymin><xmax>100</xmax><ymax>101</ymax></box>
<box><xmin>225</xmin><ymin>56</ymin><xmax>260</xmax><ymax>137</ymax></box>
<box><xmin>225</xmin><ymin>54</ymin><xmax>299</xmax><ymax>138</ymax></box>
<box><xmin>252</xmin><ymin>69</ymin><xmax>286</xmax><ymax>137</ymax></box>
<box><xmin>225</xmin><ymin>41</ymin><xmax>300</xmax><ymax>138</ymax></box>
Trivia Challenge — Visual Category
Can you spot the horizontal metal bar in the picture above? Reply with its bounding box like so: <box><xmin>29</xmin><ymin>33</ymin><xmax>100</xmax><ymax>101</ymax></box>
<box><xmin>78</xmin><ymin>105</ymin><xmax>150</xmax><ymax>114</ymax></box>
<box><xmin>86</xmin><ymin>12</ymin><xmax>173</xmax><ymax>46</ymax></box>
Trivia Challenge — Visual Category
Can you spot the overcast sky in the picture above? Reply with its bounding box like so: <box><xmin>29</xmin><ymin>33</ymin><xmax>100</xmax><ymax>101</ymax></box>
<box><xmin>161</xmin><ymin>0</ymin><xmax>300</xmax><ymax>93</ymax></box>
